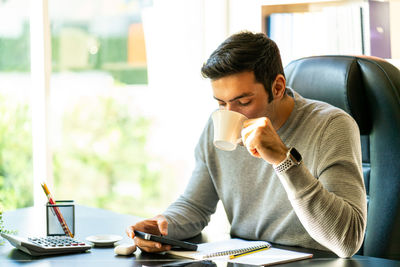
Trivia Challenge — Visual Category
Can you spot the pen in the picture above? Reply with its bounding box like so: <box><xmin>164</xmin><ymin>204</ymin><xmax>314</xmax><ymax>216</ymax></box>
<box><xmin>229</xmin><ymin>246</ymin><xmax>270</xmax><ymax>259</ymax></box>
<box><xmin>40</xmin><ymin>182</ymin><xmax>74</xmax><ymax>238</ymax></box>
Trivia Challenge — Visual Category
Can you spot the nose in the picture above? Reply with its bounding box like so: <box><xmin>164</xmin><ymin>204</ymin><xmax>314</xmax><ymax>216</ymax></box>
<box><xmin>223</xmin><ymin>104</ymin><xmax>240</xmax><ymax>113</ymax></box>
<box><xmin>221</xmin><ymin>103</ymin><xmax>233</xmax><ymax>111</ymax></box>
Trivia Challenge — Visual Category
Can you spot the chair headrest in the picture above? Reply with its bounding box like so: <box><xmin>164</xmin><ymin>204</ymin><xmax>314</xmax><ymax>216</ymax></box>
<box><xmin>285</xmin><ymin>56</ymin><xmax>371</xmax><ymax>134</ymax></box>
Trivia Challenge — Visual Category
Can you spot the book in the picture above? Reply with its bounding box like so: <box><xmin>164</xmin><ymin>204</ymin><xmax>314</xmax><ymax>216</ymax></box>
<box><xmin>167</xmin><ymin>238</ymin><xmax>313</xmax><ymax>266</ymax></box>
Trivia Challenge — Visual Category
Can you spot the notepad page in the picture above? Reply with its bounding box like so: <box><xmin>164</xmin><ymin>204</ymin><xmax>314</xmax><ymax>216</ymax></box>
<box><xmin>229</xmin><ymin>247</ymin><xmax>313</xmax><ymax>266</ymax></box>
<box><xmin>168</xmin><ymin>239</ymin><xmax>270</xmax><ymax>260</ymax></box>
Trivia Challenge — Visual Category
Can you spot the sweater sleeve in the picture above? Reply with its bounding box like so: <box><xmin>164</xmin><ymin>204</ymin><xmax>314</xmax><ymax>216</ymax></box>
<box><xmin>162</xmin><ymin>121</ymin><xmax>219</xmax><ymax>240</ymax></box>
<box><xmin>276</xmin><ymin>114</ymin><xmax>367</xmax><ymax>258</ymax></box>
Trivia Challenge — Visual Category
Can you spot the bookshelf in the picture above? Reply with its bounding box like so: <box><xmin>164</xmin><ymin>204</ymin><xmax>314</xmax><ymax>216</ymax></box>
<box><xmin>261</xmin><ymin>1</ymin><xmax>349</xmax><ymax>34</ymax></box>
<box><xmin>260</xmin><ymin>0</ymin><xmax>398</xmax><ymax>66</ymax></box>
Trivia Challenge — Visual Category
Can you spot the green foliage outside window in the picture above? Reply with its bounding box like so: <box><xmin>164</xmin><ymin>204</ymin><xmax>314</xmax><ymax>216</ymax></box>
<box><xmin>52</xmin><ymin>95</ymin><xmax>176</xmax><ymax>218</ymax></box>
<box><xmin>0</xmin><ymin>23</ymin><xmax>30</xmax><ymax>72</ymax></box>
<box><xmin>0</xmin><ymin>92</ymin><xmax>177</xmax><ymax>218</ymax></box>
<box><xmin>0</xmin><ymin>94</ymin><xmax>33</xmax><ymax>210</ymax></box>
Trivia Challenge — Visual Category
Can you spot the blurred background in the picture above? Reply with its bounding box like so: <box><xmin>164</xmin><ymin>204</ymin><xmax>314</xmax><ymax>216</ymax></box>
<box><xmin>0</xmin><ymin>0</ymin><xmax>399</xmax><ymax>230</ymax></box>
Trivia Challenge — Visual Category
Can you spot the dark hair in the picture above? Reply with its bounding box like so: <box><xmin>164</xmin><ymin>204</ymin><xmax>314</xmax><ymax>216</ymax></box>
<box><xmin>201</xmin><ymin>31</ymin><xmax>284</xmax><ymax>102</ymax></box>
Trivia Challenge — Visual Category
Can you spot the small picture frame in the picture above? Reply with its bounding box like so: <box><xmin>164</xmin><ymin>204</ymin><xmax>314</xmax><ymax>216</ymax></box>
<box><xmin>46</xmin><ymin>200</ymin><xmax>75</xmax><ymax>236</ymax></box>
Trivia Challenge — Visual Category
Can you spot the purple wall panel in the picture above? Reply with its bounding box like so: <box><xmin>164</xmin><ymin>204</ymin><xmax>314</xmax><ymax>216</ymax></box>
<box><xmin>369</xmin><ymin>0</ymin><xmax>391</xmax><ymax>58</ymax></box>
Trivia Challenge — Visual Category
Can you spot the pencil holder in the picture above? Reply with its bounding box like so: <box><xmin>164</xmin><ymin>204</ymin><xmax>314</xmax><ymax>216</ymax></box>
<box><xmin>46</xmin><ymin>200</ymin><xmax>75</xmax><ymax>236</ymax></box>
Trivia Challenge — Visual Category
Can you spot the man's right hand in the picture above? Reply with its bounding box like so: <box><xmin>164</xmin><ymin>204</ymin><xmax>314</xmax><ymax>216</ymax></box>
<box><xmin>125</xmin><ymin>214</ymin><xmax>171</xmax><ymax>253</ymax></box>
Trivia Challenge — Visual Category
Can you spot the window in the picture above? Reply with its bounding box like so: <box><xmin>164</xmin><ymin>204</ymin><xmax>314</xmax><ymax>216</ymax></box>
<box><xmin>0</xmin><ymin>0</ymin><xmax>33</xmax><ymax>210</ymax></box>
<box><xmin>48</xmin><ymin>0</ymin><xmax>183</xmax><ymax>217</ymax></box>
<box><xmin>1</xmin><ymin>0</ymin><xmax>231</xmax><ymax>223</ymax></box>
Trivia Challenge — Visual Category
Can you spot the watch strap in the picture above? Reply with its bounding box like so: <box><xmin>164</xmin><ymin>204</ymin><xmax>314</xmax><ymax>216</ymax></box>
<box><xmin>273</xmin><ymin>147</ymin><xmax>302</xmax><ymax>173</ymax></box>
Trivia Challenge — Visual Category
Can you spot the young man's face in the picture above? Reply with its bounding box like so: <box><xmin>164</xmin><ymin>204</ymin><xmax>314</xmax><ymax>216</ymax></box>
<box><xmin>212</xmin><ymin>71</ymin><xmax>274</xmax><ymax>119</ymax></box>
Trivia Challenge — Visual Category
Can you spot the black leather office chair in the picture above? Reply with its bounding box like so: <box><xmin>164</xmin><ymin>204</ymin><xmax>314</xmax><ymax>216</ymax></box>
<box><xmin>284</xmin><ymin>55</ymin><xmax>400</xmax><ymax>260</ymax></box>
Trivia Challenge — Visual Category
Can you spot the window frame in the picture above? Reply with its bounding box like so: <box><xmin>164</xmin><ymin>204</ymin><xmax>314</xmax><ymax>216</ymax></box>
<box><xmin>30</xmin><ymin>0</ymin><xmax>53</xmax><ymax>206</ymax></box>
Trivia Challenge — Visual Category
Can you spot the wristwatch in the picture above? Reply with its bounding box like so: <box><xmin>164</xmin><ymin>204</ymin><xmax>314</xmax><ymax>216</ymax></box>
<box><xmin>273</xmin><ymin>147</ymin><xmax>302</xmax><ymax>173</ymax></box>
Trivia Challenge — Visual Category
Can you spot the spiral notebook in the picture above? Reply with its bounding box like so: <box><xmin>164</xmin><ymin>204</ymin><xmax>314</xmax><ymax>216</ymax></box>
<box><xmin>167</xmin><ymin>238</ymin><xmax>313</xmax><ymax>266</ymax></box>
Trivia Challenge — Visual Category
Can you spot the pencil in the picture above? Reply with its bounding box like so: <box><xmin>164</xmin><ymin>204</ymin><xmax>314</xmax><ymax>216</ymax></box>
<box><xmin>229</xmin><ymin>246</ymin><xmax>270</xmax><ymax>259</ymax></box>
<box><xmin>41</xmin><ymin>182</ymin><xmax>74</xmax><ymax>238</ymax></box>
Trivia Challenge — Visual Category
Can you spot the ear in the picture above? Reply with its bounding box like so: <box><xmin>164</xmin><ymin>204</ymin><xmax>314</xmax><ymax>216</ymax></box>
<box><xmin>272</xmin><ymin>74</ymin><xmax>286</xmax><ymax>100</ymax></box>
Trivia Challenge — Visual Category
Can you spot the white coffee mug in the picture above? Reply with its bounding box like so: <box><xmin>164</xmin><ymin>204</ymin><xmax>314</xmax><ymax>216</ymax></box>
<box><xmin>211</xmin><ymin>110</ymin><xmax>248</xmax><ymax>151</ymax></box>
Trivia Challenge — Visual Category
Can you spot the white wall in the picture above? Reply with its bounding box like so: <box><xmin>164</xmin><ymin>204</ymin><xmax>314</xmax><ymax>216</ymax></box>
<box><xmin>228</xmin><ymin>0</ymin><xmax>261</xmax><ymax>34</ymax></box>
<box><xmin>142</xmin><ymin>0</ymin><xmax>225</xmax><ymax>195</ymax></box>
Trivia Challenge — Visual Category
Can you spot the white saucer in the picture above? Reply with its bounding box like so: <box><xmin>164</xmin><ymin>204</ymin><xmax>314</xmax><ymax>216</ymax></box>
<box><xmin>86</xmin><ymin>234</ymin><xmax>123</xmax><ymax>247</ymax></box>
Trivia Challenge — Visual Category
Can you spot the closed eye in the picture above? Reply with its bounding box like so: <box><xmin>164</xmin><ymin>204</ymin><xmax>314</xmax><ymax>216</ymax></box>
<box><xmin>238</xmin><ymin>100</ymin><xmax>251</xmax><ymax>106</ymax></box>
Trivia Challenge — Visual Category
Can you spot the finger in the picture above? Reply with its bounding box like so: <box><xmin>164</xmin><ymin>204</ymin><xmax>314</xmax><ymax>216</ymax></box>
<box><xmin>250</xmin><ymin>148</ymin><xmax>261</xmax><ymax>158</ymax></box>
<box><xmin>242</xmin><ymin>118</ymin><xmax>259</xmax><ymax>128</ymax></box>
<box><xmin>139</xmin><ymin>244</ymin><xmax>172</xmax><ymax>253</ymax></box>
<box><xmin>243</xmin><ymin>130</ymin><xmax>261</xmax><ymax>158</ymax></box>
<box><xmin>156</xmin><ymin>216</ymin><xmax>168</xmax><ymax>236</ymax></box>
<box><xmin>126</xmin><ymin>226</ymin><xmax>135</xmax><ymax>239</ymax></box>
<box><xmin>241</xmin><ymin>118</ymin><xmax>268</xmax><ymax>142</ymax></box>
<box><xmin>242</xmin><ymin>117</ymin><xmax>268</xmax><ymax>130</ymax></box>
<box><xmin>134</xmin><ymin>237</ymin><xmax>171</xmax><ymax>253</ymax></box>
<box><xmin>243</xmin><ymin>122</ymin><xmax>261</xmax><ymax>148</ymax></box>
<box><xmin>137</xmin><ymin>219</ymin><xmax>161</xmax><ymax>235</ymax></box>
<box><xmin>241</xmin><ymin>120</ymin><xmax>259</xmax><ymax>139</ymax></box>
<box><xmin>134</xmin><ymin>236</ymin><xmax>161</xmax><ymax>249</ymax></box>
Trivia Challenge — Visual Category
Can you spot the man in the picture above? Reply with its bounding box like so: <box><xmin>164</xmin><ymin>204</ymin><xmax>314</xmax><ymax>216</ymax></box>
<box><xmin>126</xmin><ymin>31</ymin><xmax>367</xmax><ymax>258</ymax></box>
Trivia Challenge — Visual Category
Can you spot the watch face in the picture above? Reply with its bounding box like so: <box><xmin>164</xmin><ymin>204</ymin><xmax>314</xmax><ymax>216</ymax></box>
<box><xmin>290</xmin><ymin>148</ymin><xmax>302</xmax><ymax>162</ymax></box>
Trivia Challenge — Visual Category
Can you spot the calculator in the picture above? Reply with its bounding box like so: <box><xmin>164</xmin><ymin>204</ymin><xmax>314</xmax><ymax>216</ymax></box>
<box><xmin>1</xmin><ymin>233</ymin><xmax>92</xmax><ymax>256</ymax></box>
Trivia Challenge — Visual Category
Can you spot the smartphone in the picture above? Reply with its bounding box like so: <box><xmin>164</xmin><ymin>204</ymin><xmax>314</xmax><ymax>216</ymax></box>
<box><xmin>134</xmin><ymin>230</ymin><xmax>198</xmax><ymax>251</ymax></box>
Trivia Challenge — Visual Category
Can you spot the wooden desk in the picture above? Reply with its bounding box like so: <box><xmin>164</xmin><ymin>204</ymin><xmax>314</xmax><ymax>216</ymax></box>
<box><xmin>1</xmin><ymin>206</ymin><xmax>399</xmax><ymax>266</ymax></box>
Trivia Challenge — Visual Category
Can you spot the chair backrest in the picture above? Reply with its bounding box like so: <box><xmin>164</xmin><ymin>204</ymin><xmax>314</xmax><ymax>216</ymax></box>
<box><xmin>284</xmin><ymin>55</ymin><xmax>400</xmax><ymax>260</ymax></box>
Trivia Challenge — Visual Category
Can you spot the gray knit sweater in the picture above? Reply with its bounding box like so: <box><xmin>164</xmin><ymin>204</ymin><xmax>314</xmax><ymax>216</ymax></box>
<box><xmin>163</xmin><ymin>89</ymin><xmax>367</xmax><ymax>258</ymax></box>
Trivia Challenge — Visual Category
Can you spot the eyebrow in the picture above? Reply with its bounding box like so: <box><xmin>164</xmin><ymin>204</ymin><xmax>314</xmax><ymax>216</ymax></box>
<box><xmin>213</xmin><ymin>92</ymin><xmax>255</xmax><ymax>103</ymax></box>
